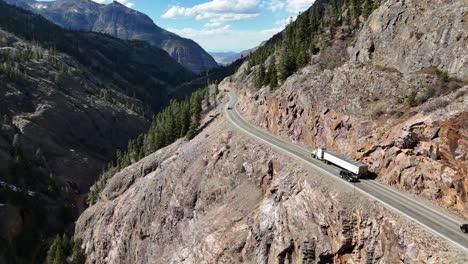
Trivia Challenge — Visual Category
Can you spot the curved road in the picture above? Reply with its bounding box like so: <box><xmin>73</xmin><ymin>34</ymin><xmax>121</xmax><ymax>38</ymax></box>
<box><xmin>224</xmin><ymin>91</ymin><xmax>468</xmax><ymax>252</ymax></box>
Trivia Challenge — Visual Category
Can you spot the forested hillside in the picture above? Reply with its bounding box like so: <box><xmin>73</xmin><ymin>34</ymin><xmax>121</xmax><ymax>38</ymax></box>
<box><xmin>172</xmin><ymin>57</ymin><xmax>245</xmax><ymax>100</ymax></box>
<box><xmin>0</xmin><ymin>0</ymin><xmax>194</xmax><ymax>113</ymax></box>
<box><xmin>247</xmin><ymin>0</ymin><xmax>381</xmax><ymax>87</ymax></box>
<box><xmin>87</xmin><ymin>87</ymin><xmax>216</xmax><ymax>206</ymax></box>
<box><xmin>0</xmin><ymin>1</ymin><xmax>209</xmax><ymax>262</ymax></box>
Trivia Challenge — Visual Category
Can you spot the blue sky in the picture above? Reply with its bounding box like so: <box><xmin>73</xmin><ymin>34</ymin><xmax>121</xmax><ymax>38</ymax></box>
<box><xmin>95</xmin><ymin>0</ymin><xmax>316</xmax><ymax>52</ymax></box>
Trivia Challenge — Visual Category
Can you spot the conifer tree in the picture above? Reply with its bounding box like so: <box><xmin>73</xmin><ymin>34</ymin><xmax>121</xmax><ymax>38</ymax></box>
<box><xmin>116</xmin><ymin>149</ymin><xmax>123</xmax><ymax>170</ymax></box>
<box><xmin>279</xmin><ymin>48</ymin><xmax>296</xmax><ymax>81</ymax></box>
<box><xmin>296</xmin><ymin>46</ymin><xmax>309</xmax><ymax>68</ymax></box>
<box><xmin>61</xmin><ymin>234</ymin><xmax>70</xmax><ymax>255</ymax></box>
<box><xmin>204</xmin><ymin>88</ymin><xmax>210</xmax><ymax>108</ymax></box>
<box><xmin>267</xmin><ymin>56</ymin><xmax>278</xmax><ymax>88</ymax></box>
<box><xmin>363</xmin><ymin>0</ymin><xmax>373</xmax><ymax>18</ymax></box>
<box><xmin>351</xmin><ymin>0</ymin><xmax>361</xmax><ymax>20</ymax></box>
<box><xmin>255</xmin><ymin>64</ymin><xmax>266</xmax><ymax>89</ymax></box>
<box><xmin>54</xmin><ymin>246</ymin><xmax>66</xmax><ymax>264</ymax></box>
<box><xmin>46</xmin><ymin>235</ymin><xmax>66</xmax><ymax>264</ymax></box>
<box><xmin>46</xmin><ymin>235</ymin><xmax>60</xmax><ymax>264</ymax></box>
<box><xmin>71</xmin><ymin>238</ymin><xmax>85</xmax><ymax>264</ymax></box>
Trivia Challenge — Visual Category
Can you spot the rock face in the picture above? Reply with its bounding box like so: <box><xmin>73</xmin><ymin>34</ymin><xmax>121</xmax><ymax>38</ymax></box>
<box><xmin>72</xmin><ymin>1</ymin><xmax>468</xmax><ymax>262</ymax></box>
<box><xmin>75</xmin><ymin>106</ymin><xmax>467</xmax><ymax>263</ymax></box>
<box><xmin>5</xmin><ymin>0</ymin><xmax>218</xmax><ymax>73</ymax></box>
<box><xmin>353</xmin><ymin>0</ymin><xmax>468</xmax><ymax>79</ymax></box>
<box><xmin>232</xmin><ymin>0</ymin><xmax>468</xmax><ymax>217</ymax></box>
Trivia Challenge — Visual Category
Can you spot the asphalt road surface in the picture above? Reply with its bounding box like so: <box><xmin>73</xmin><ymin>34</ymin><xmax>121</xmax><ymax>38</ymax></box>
<box><xmin>224</xmin><ymin>91</ymin><xmax>468</xmax><ymax>252</ymax></box>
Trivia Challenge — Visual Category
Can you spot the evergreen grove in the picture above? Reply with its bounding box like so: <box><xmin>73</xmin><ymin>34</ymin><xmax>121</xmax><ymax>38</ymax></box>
<box><xmin>249</xmin><ymin>0</ymin><xmax>381</xmax><ymax>89</ymax></box>
<box><xmin>46</xmin><ymin>234</ymin><xmax>85</xmax><ymax>264</ymax></box>
<box><xmin>88</xmin><ymin>87</ymin><xmax>216</xmax><ymax>205</ymax></box>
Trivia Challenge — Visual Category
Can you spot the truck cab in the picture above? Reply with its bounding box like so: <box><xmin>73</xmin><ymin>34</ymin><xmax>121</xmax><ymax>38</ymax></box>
<box><xmin>311</xmin><ymin>148</ymin><xmax>325</xmax><ymax>160</ymax></box>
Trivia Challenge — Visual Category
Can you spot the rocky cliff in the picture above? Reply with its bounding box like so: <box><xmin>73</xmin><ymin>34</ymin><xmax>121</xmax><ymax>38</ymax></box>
<box><xmin>5</xmin><ymin>0</ymin><xmax>218</xmax><ymax>73</ymax></box>
<box><xmin>48</xmin><ymin>0</ymin><xmax>468</xmax><ymax>262</ymax></box>
<box><xmin>0</xmin><ymin>1</ymin><xmax>198</xmax><ymax>260</ymax></box>
<box><xmin>75</xmin><ymin>98</ymin><xmax>467</xmax><ymax>263</ymax></box>
<box><xmin>233</xmin><ymin>0</ymin><xmax>468</xmax><ymax>218</ymax></box>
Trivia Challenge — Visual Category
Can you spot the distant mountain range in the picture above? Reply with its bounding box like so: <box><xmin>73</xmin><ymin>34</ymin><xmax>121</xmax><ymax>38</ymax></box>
<box><xmin>4</xmin><ymin>0</ymin><xmax>218</xmax><ymax>73</ymax></box>
<box><xmin>209</xmin><ymin>51</ymin><xmax>244</xmax><ymax>66</ymax></box>
<box><xmin>210</xmin><ymin>44</ymin><xmax>264</xmax><ymax>66</ymax></box>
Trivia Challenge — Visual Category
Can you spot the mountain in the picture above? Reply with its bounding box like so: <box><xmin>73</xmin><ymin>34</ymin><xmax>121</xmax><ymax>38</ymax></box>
<box><xmin>209</xmin><ymin>51</ymin><xmax>241</xmax><ymax>65</ymax></box>
<box><xmin>210</xmin><ymin>48</ymin><xmax>256</xmax><ymax>66</ymax></box>
<box><xmin>0</xmin><ymin>0</ymin><xmax>199</xmax><ymax>262</ymax></box>
<box><xmin>74</xmin><ymin>0</ymin><xmax>467</xmax><ymax>263</ymax></box>
<box><xmin>4</xmin><ymin>0</ymin><xmax>218</xmax><ymax>73</ymax></box>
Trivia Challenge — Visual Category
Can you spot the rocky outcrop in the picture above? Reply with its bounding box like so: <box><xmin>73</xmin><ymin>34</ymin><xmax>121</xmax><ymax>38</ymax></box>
<box><xmin>231</xmin><ymin>0</ymin><xmax>468</xmax><ymax>217</ymax></box>
<box><xmin>75</xmin><ymin>106</ymin><xmax>467</xmax><ymax>263</ymax></box>
<box><xmin>353</xmin><ymin>0</ymin><xmax>468</xmax><ymax>79</ymax></box>
<box><xmin>5</xmin><ymin>0</ymin><xmax>218</xmax><ymax>73</ymax></box>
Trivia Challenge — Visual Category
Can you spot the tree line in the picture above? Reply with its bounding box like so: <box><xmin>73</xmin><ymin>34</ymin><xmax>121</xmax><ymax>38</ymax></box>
<box><xmin>88</xmin><ymin>86</ymin><xmax>216</xmax><ymax>205</ymax></box>
<box><xmin>248</xmin><ymin>0</ymin><xmax>381</xmax><ymax>89</ymax></box>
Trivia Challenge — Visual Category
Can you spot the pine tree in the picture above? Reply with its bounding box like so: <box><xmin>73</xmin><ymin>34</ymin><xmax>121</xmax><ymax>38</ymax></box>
<box><xmin>46</xmin><ymin>235</ymin><xmax>61</xmax><ymax>264</ymax></box>
<box><xmin>352</xmin><ymin>0</ymin><xmax>361</xmax><ymax>20</ymax></box>
<box><xmin>54</xmin><ymin>246</ymin><xmax>66</xmax><ymax>264</ymax></box>
<box><xmin>363</xmin><ymin>0</ymin><xmax>373</xmax><ymax>18</ymax></box>
<box><xmin>179</xmin><ymin>99</ymin><xmax>190</xmax><ymax>137</ymax></box>
<box><xmin>186</xmin><ymin>90</ymin><xmax>203</xmax><ymax>139</ymax></box>
<box><xmin>62</xmin><ymin>234</ymin><xmax>70</xmax><ymax>255</ymax></box>
<box><xmin>71</xmin><ymin>238</ymin><xmax>85</xmax><ymax>264</ymax></box>
<box><xmin>279</xmin><ymin>48</ymin><xmax>297</xmax><ymax>81</ymax></box>
<box><xmin>344</xmin><ymin>0</ymin><xmax>352</xmax><ymax>27</ymax></box>
<box><xmin>116</xmin><ymin>149</ymin><xmax>123</xmax><ymax>170</ymax></box>
<box><xmin>255</xmin><ymin>64</ymin><xmax>266</xmax><ymax>89</ymax></box>
<box><xmin>204</xmin><ymin>88</ymin><xmax>210</xmax><ymax>108</ymax></box>
<box><xmin>186</xmin><ymin>115</ymin><xmax>198</xmax><ymax>139</ymax></box>
<box><xmin>46</xmin><ymin>235</ymin><xmax>66</xmax><ymax>264</ymax></box>
<box><xmin>296</xmin><ymin>45</ymin><xmax>309</xmax><ymax>68</ymax></box>
<box><xmin>267</xmin><ymin>56</ymin><xmax>278</xmax><ymax>88</ymax></box>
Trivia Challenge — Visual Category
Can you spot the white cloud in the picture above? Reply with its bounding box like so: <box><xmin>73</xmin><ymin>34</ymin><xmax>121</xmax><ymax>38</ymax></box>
<box><xmin>266</xmin><ymin>0</ymin><xmax>315</xmax><ymax>13</ymax></box>
<box><xmin>161</xmin><ymin>0</ymin><xmax>316</xmax><ymax>52</ymax></box>
<box><xmin>285</xmin><ymin>0</ymin><xmax>315</xmax><ymax>13</ymax></box>
<box><xmin>168</xmin><ymin>24</ymin><xmax>286</xmax><ymax>52</ymax></box>
<box><xmin>268</xmin><ymin>0</ymin><xmax>285</xmax><ymax>12</ymax></box>
<box><xmin>162</xmin><ymin>0</ymin><xmax>261</xmax><ymax>25</ymax></box>
<box><xmin>92</xmin><ymin>0</ymin><xmax>135</xmax><ymax>9</ymax></box>
<box><xmin>275</xmin><ymin>17</ymin><xmax>294</xmax><ymax>27</ymax></box>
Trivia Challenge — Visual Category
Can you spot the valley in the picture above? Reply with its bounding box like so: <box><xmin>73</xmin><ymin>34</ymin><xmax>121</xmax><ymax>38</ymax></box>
<box><xmin>0</xmin><ymin>0</ymin><xmax>467</xmax><ymax>263</ymax></box>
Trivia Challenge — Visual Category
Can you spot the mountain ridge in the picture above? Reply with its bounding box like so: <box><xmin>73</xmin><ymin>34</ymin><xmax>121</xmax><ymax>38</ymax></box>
<box><xmin>4</xmin><ymin>0</ymin><xmax>219</xmax><ymax>73</ymax></box>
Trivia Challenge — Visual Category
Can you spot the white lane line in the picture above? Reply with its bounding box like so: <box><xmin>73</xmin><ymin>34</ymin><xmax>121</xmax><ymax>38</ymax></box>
<box><xmin>231</xmin><ymin>94</ymin><xmax>464</xmax><ymax>227</ymax></box>
<box><xmin>224</xmin><ymin>93</ymin><xmax>468</xmax><ymax>253</ymax></box>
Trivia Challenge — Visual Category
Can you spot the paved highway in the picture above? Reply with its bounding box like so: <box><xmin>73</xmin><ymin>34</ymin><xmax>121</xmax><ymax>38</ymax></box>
<box><xmin>224</xmin><ymin>92</ymin><xmax>468</xmax><ymax>252</ymax></box>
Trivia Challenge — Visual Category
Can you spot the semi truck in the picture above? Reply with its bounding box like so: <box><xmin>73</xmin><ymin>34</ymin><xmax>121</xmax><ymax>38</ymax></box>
<box><xmin>311</xmin><ymin>148</ymin><xmax>368</xmax><ymax>180</ymax></box>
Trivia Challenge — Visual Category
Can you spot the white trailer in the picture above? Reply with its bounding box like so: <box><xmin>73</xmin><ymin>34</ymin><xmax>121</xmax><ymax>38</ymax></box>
<box><xmin>312</xmin><ymin>148</ymin><xmax>368</xmax><ymax>176</ymax></box>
